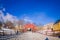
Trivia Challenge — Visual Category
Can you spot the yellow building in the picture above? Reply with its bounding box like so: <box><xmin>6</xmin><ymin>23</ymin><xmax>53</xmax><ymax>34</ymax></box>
<box><xmin>15</xmin><ymin>25</ymin><xmax>23</xmax><ymax>32</ymax></box>
<box><xmin>43</xmin><ymin>23</ymin><xmax>53</xmax><ymax>30</ymax></box>
<box><xmin>53</xmin><ymin>20</ymin><xmax>60</xmax><ymax>31</ymax></box>
<box><xmin>37</xmin><ymin>26</ymin><xmax>43</xmax><ymax>30</ymax></box>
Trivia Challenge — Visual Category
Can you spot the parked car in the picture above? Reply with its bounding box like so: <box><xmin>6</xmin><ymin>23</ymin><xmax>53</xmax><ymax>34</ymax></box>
<box><xmin>1</xmin><ymin>28</ymin><xmax>16</xmax><ymax>35</ymax></box>
<box><xmin>0</xmin><ymin>30</ymin><xmax>4</xmax><ymax>35</ymax></box>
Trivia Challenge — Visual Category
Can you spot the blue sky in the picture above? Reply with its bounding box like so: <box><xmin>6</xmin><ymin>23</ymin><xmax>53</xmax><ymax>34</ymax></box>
<box><xmin>0</xmin><ymin>0</ymin><xmax>60</xmax><ymax>25</ymax></box>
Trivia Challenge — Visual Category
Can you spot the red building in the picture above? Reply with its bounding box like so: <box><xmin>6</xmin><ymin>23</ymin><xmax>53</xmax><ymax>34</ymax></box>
<box><xmin>23</xmin><ymin>23</ymin><xmax>37</xmax><ymax>32</ymax></box>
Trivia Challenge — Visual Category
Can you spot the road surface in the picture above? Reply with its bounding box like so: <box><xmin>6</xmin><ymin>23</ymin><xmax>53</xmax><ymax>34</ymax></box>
<box><xmin>10</xmin><ymin>31</ymin><xmax>60</xmax><ymax>40</ymax></box>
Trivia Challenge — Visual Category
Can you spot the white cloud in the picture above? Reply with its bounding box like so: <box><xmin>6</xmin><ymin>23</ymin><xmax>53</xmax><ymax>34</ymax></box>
<box><xmin>23</xmin><ymin>16</ymin><xmax>33</xmax><ymax>23</ymax></box>
<box><xmin>0</xmin><ymin>8</ymin><xmax>18</xmax><ymax>23</ymax></box>
<box><xmin>33</xmin><ymin>12</ymin><xmax>55</xmax><ymax>25</ymax></box>
<box><xmin>0</xmin><ymin>10</ymin><xmax>5</xmax><ymax>22</ymax></box>
<box><xmin>4</xmin><ymin>13</ymin><xmax>18</xmax><ymax>23</ymax></box>
<box><xmin>2</xmin><ymin>8</ymin><xmax>5</xmax><ymax>11</ymax></box>
<box><xmin>0</xmin><ymin>8</ymin><xmax>55</xmax><ymax>25</ymax></box>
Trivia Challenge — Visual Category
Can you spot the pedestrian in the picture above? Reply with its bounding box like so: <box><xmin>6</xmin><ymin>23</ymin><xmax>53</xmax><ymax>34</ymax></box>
<box><xmin>45</xmin><ymin>37</ymin><xmax>49</xmax><ymax>40</ymax></box>
<box><xmin>58</xmin><ymin>36</ymin><xmax>60</xmax><ymax>38</ymax></box>
<box><xmin>16</xmin><ymin>31</ymin><xmax>18</xmax><ymax>35</ymax></box>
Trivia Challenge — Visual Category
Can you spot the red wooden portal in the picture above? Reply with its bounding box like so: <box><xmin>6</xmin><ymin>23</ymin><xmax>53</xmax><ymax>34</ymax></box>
<box><xmin>23</xmin><ymin>23</ymin><xmax>37</xmax><ymax>32</ymax></box>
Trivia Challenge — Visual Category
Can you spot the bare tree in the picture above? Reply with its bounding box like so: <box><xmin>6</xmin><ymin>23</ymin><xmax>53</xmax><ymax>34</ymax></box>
<box><xmin>0</xmin><ymin>22</ymin><xmax>2</xmax><ymax>29</ymax></box>
<box><xmin>5</xmin><ymin>21</ymin><xmax>15</xmax><ymax>29</ymax></box>
<box><xmin>17</xmin><ymin>20</ymin><xmax>24</xmax><ymax>26</ymax></box>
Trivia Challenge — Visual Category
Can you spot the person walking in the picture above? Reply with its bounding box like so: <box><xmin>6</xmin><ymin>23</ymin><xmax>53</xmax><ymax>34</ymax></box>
<box><xmin>45</xmin><ymin>37</ymin><xmax>49</xmax><ymax>40</ymax></box>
